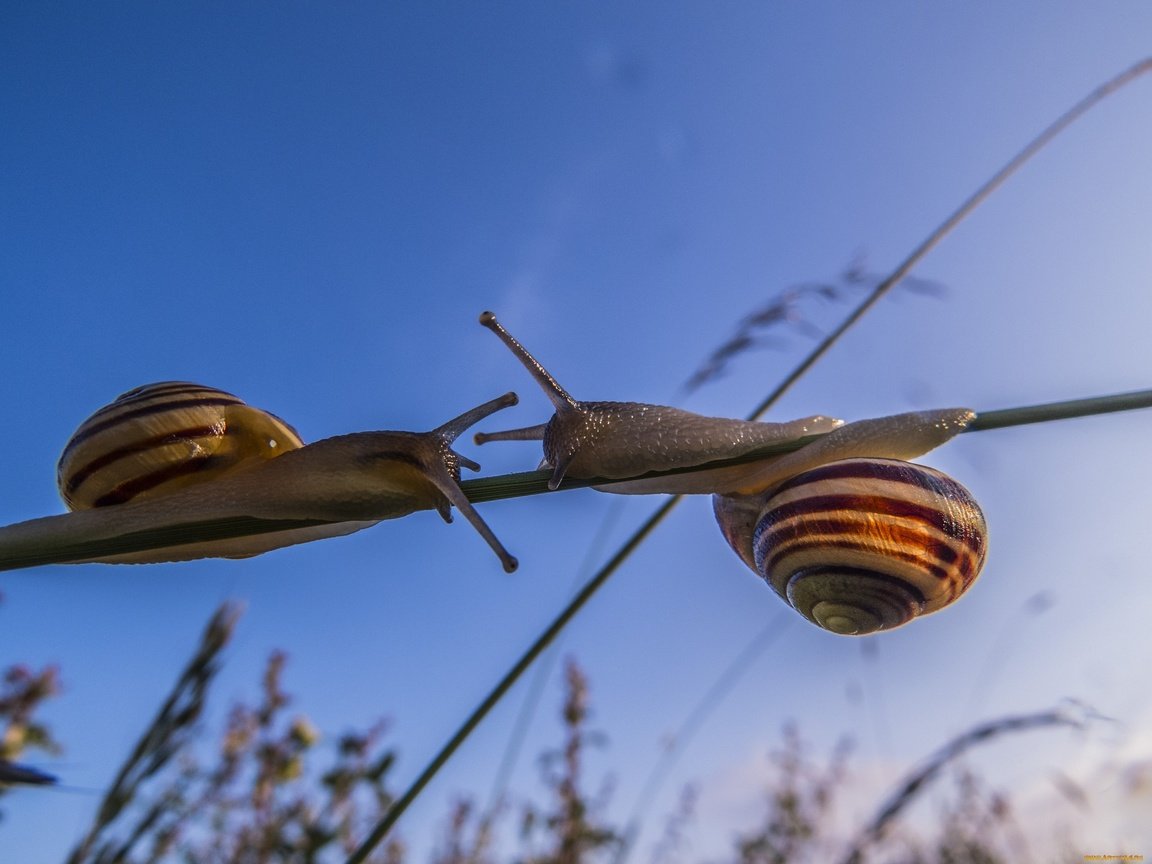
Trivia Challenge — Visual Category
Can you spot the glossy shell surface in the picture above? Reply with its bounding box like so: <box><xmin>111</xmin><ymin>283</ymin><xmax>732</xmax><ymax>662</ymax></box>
<box><xmin>753</xmin><ymin>458</ymin><xmax>987</xmax><ymax>635</ymax></box>
<box><xmin>57</xmin><ymin>381</ymin><xmax>304</xmax><ymax>509</ymax></box>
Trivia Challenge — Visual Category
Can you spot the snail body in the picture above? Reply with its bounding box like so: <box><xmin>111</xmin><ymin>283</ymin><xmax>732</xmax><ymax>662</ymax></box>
<box><xmin>475</xmin><ymin>311</ymin><xmax>974</xmax><ymax>496</ymax></box>
<box><xmin>0</xmin><ymin>383</ymin><xmax>520</xmax><ymax>572</ymax></box>
<box><xmin>475</xmin><ymin>311</ymin><xmax>844</xmax><ymax>492</ymax></box>
<box><xmin>476</xmin><ymin>311</ymin><xmax>986</xmax><ymax>633</ymax></box>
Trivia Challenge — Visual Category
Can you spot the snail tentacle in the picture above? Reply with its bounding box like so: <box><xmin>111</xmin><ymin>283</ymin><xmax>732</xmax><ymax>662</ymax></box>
<box><xmin>473</xmin><ymin>424</ymin><xmax>550</xmax><ymax>446</ymax></box>
<box><xmin>479</xmin><ymin>311</ymin><xmax>578</xmax><ymax>410</ymax></box>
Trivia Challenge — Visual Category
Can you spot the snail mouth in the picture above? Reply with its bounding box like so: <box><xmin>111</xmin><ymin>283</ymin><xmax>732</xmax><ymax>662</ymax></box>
<box><xmin>785</xmin><ymin>566</ymin><xmax>925</xmax><ymax>636</ymax></box>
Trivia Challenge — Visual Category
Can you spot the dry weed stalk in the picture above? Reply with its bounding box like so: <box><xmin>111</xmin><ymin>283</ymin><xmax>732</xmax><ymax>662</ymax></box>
<box><xmin>66</xmin><ymin>602</ymin><xmax>241</xmax><ymax>864</ymax></box>
<box><xmin>348</xmin><ymin>57</ymin><xmax>1152</xmax><ymax>862</ymax></box>
<box><xmin>0</xmin><ymin>657</ymin><xmax>62</xmax><ymax>802</ymax></box>
<box><xmin>838</xmin><ymin>704</ymin><xmax>1092</xmax><ymax>864</ymax></box>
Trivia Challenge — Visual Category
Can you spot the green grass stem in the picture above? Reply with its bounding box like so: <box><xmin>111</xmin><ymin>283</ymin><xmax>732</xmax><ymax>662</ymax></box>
<box><xmin>343</xmin><ymin>497</ymin><xmax>681</xmax><ymax>864</ymax></box>
<box><xmin>344</xmin><ymin>59</ymin><xmax>1152</xmax><ymax>862</ymax></box>
<box><xmin>2</xmin><ymin>387</ymin><xmax>1149</xmax><ymax>574</ymax></box>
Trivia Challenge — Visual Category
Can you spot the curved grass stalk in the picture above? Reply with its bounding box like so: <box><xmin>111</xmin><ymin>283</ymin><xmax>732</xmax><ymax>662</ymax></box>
<box><xmin>744</xmin><ymin>56</ymin><xmax>1152</xmax><ymax>423</ymax></box>
<box><xmin>836</xmin><ymin>703</ymin><xmax>1094</xmax><ymax>864</ymax></box>
<box><xmin>344</xmin><ymin>59</ymin><xmax>1152</xmax><ymax>864</ymax></box>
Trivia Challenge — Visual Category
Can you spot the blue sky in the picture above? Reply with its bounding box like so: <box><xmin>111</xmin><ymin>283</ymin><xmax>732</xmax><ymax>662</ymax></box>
<box><xmin>3</xmin><ymin>4</ymin><xmax>1152</xmax><ymax>860</ymax></box>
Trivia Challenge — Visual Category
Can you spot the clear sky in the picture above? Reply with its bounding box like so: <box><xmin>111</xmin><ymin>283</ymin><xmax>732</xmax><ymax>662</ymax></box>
<box><xmin>3</xmin><ymin>3</ymin><xmax>1152</xmax><ymax>860</ymax></box>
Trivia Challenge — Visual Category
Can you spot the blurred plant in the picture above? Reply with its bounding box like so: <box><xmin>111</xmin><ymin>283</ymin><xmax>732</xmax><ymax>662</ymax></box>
<box><xmin>896</xmin><ymin>769</ymin><xmax>1034</xmax><ymax>864</ymax></box>
<box><xmin>735</xmin><ymin>724</ymin><xmax>852</xmax><ymax>864</ymax></box>
<box><xmin>166</xmin><ymin>649</ymin><xmax>400</xmax><ymax>864</ymax></box>
<box><xmin>0</xmin><ymin>598</ymin><xmax>1125</xmax><ymax>862</ymax></box>
<box><xmin>642</xmin><ymin>784</ymin><xmax>695</xmax><ymax>864</ymax></box>
<box><xmin>429</xmin><ymin>797</ymin><xmax>496</xmax><ymax>864</ymax></box>
<box><xmin>66</xmin><ymin>602</ymin><xmax>241</xmax><ymax>864</ymax></box>
<box><xmin>65</xmin><ymin>603</ymin><xmax>402</xmax><ymax>864</ymax></box>
<box><xmin>738</xmin><ymin>750</ymin><xmax>1032</xmax><ymax>864</ymax></box>
<box><xmin>0</xmin><ymin>657</ymin><xmax>62</xmax><ymax>811</ymax></box>
<box><xmin>517</xmin><ymin>660</ymin><xmax>621</xmax><ymax>864</ymax></box>
<box><xmin>614</xmin><ymin>615</ymin><xmax>791</xmax><ymax>864</ymax></box>
<box><xmin>38</xmin><ymin>610</ymin><xmax>622</xmax><ymax>864</ymax></box>
<box><xmin>839</xmin><ymin>705</ymin><xmax>1091</xmax><ymax>864</ymax></box>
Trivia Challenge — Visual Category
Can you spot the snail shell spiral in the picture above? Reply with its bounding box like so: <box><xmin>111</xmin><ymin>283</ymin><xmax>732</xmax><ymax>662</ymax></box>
<box><xmin>57</xmin><ymin>381</ymin><xmax>304</xmax><ymax>510</ymax></box>
<box><xmin>751</xmin><ymin>457</ymin><xmax>987</xmax><ymax>635</ymax></box>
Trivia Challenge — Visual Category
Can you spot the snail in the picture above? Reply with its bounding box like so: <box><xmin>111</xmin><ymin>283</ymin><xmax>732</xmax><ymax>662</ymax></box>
<box><xmin>0</xmin><ymin>382</ymin><xmax>520</xmax><ymax>572</ymax></box>
<box><xmin>475</xmin><ymin>311</ymin><xmax>986</xmax><ymax>633</ymax></box>
<box><xmin>474</xmin><ymin>311</ymin><xmax>845</xmax><ymax>493</ymax></box>
<box><xmin>57</xmin><ymin>381</ymin><xmax>308</xmax><ymax>509</ymax></box>
<box><xmin>713</xmin><ymin>458</ymin><xmax>986</xmax><ymax>635</ymax></box>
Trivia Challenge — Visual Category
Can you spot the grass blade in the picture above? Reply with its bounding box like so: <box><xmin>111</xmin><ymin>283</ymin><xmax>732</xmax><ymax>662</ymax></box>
<box><xmin>343</xmin><ymin>58</ymin><xmax>1152</xmax><ymax>864</ymax></box>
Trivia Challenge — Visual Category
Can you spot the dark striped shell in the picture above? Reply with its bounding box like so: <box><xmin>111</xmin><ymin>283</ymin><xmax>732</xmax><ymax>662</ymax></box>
<box><xmin>57</xmin><ymin>382</ymin><xmax>304</xmax><ymax>510</ymax></box>
<box><xmin>751</xmin><ymin>458</ymin><xmax>986</xmax><ymax>635</ymax></box>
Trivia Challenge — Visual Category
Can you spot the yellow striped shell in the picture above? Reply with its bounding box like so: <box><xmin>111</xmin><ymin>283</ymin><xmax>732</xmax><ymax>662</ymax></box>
<box><xmin>57</xmin><ymin>382</ymin><xmax>304</xmax><ymax>510</ymax></box>
<box><xmin>719</xmin><ymin>458</ymin><xmax>987</xmax><ymax>635</ymax></box>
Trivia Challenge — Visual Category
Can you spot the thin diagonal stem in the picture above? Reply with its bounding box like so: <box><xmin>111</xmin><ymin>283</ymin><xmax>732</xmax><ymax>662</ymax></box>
<box><xmin>344</xmin><ymin>497</ymin><xmax>680</xmax><ymax>864</ymax></box>
<box><xmin>746</xmin><ymin>56</ymin><xmax>1152</xmax><ymax>423</ymax></box>
<box><xmin>345</xmin><ymin>59</ymin><xmax>1152</xmax><ymax>864</ymax></box>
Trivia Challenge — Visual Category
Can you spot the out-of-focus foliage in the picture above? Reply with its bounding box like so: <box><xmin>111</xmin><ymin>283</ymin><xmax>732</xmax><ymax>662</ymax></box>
<box><xmin>0</xmin><ymin>653</ymin><xmax>62</xmax><ymax>813</ymax></box>
<box><xmin>516</xmin><ymin>660</ymin><xmax>620</xmax><ymax>864</ymax></box>
<box><xmin>734</xmin><ymin>724</ymin><xmax>851</xmax><ymax>864</ymax></box>
<box><xmin>64</xmin><ymin>604</ymin><xmax>402</xmax><ymax>864</ymax></box>
<box><xmin>0</xmin><ymin>604</ymin><xmax>1135</xmax><ymax>862</ymax></box>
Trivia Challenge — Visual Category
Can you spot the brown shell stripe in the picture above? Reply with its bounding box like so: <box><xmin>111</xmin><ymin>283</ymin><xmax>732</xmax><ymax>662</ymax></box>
<box><xmin>63</xmin><ymin>425</ymin><xmax>226</xmax><ymax>505</ymax></box>
<box><xmin>61</xmin><ymin>384</ymin><xmax>245</xmax><ymax>456</ymax></box>
<box><xmin>759</xmin><ymin>497</ymin><xmax>974</xmax><ymax>578</ymax></box>
<box><xmin>758</xmin><ymin>517</ymin><xmax>977</xmax><ymax>609</ymax></box>
<box><xmin>754</xmin><ymin>462</ymin><xmax>985</xmax><ymax>599</ymax></box>
<box><xmin>59</xmin><ymin>383</ymin><xmax>246</xmax><ymax>506</ymax></box>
